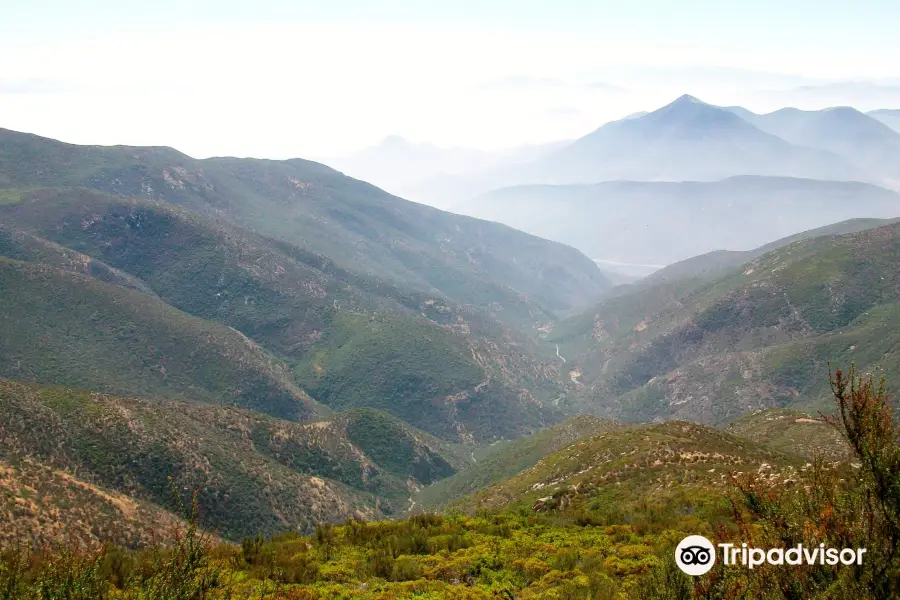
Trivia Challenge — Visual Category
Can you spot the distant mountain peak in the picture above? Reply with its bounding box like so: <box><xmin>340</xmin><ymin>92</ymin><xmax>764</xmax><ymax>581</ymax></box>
<box><xmin>380</xmin><ymin>135</ymin><xmax>413</xmax><ymax>148</ymax></box>
<box><xmin>770</xmin><ymin>107</ymin><xmax>805</xmax><ymax>115</ymax></box>
<box><xmin>640</xmin><ymin>93</ymin><xmax>745</xmax><ymax>131</ymax></box>
<box><xmin>649</xmin><ymin>94</ymin><xmax>720</xmax><ymax>119</ymax></box>
<box><xmin>821</xmin><ymin>106</ymin><xmax>865</xmax><ymax>117</ymax></box>
<box><xmin>672</xmin><ymin>93</ymin><xmax>706</xmax><ymax>105</ymax></box>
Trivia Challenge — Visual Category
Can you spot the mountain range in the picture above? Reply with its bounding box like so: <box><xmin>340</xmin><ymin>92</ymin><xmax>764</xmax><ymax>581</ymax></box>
<box><xmin>524</xmin><ymin>95</ymin><xmax>867</xmax><ymax>184</ymax></box>
<box><xmin>433</xmin><ymin>96</ymin><xmax>900</xmax><ymax>269</ymax></box>
<box><xmin>0</xmin><ymin>111</ymin><xmax>892</xmax><ymax>583</ymax></box>
<box><xmin>725</xmin><ymin>105</ymin><xmax>900</xmax><ymax>183</ymax></box>
<box><xmin>319</xmin><ymin>96</ymin><xmax>900</xmax><ymax>281</ymax></box>
<box><xmin>398</xmin><ymin>95</ymin><xmax>900</xmax><ymax>208</ymax></box>
<box><xmin>330</xmin><ymin>96</ymin><xmax>900</xmax><ymax>213</ymax></box>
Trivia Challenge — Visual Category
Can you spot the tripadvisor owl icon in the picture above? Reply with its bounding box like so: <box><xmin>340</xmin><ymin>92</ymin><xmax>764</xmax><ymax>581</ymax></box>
<box><xmin>675</xmin><ymin>535</ymin><xmax>716</xmax><ymax>576</ymax></box>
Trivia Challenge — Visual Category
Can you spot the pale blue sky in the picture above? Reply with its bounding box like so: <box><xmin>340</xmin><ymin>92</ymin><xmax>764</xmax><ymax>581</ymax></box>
<box><xmin>6</xmin><ymin>1</ymin><xmax>898</xmax><ymax>51</ymax></box>
<box><xmin>5</xmin><ymin>1</ymin><xmax>898</xmax><ymax>31</ymax></box>
<box><xmin>3</xmin><ymin>1</ymin><xmax>899</xmax><ymax>156</ymax></box>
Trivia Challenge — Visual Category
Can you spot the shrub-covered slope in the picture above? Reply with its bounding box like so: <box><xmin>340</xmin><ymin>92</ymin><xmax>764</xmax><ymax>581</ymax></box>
<box><xmin>0</xmin><ymin>380</ymin><xmax>471</xmax><ymax>541</ymax></box>
<box><xmin>640</xmin><ymin>217</ymin><xmax>900</xmax><ymax>287</ymax></box>
<box><xmin>552</xmin><ymin>222</ymin><xmax>900</xmax><ymax>424</ymax></box>
<box><xmin>0</xmin><ymin>257</ymin><xmax>324</xmax><ymax>421</ymax></box>
<box><xmin>0</xmin><ymin>222</ymin><xmax>158</xmax><ymax>296</ymax></box>
<box><xmin>0</xmin><ymin>188</ymin><xmax>567</xmax><ymax>442</ymax></box>
<box><xmin>457</xmin><ymin>421</ymin><xmax>798</xmax><ymax>516</ymax></box>
<box><xmin>414</xmin><ymin>415</ymin><xmax>620</xmax><ymax>511</ymax></box>
<box><xmin>0</xmin><ymin>455</ymin><xmax>185</xmax><ymax>549</ymax></box>
<box><xmin>724</xmin><ymin>407</ymin><xmax>850</xmax><ymax>461</ymax></box>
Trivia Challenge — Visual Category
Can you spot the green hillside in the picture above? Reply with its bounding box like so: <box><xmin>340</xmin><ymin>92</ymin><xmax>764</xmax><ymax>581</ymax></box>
<box><xmin>641</xmin><ymin>217</ymin><xmax>900</xmax><ymax>286</ymax></box>
<box><xmin>414</xmin><ymin>415</ymin><xmax>620</xmax><ymax>511</ymax></box>
<box><xmin>724</xmin><ymin>407</ymin><xmax>850</xmax><ymax>461</ymax></box>
<box><xmin>0</xmin><ymin>379</ymin><xmax>471</xmax><ymax>541</ymax></box>
<box><xmin>457</xmin><ymin>420</ymin><xmax>797</xmax><ymax>517</ymax></box>
<box><xmin>0</xmin><ymin>221</ymin><xmax>158</xmax><ymax>296</ymax></box>
<box><xmin>0</xmin><ymin>257</ymin><xmax>325</xmax><ymax>421</ymax></box>
<box><xmin>555</xmin><ymin>218</ymin><xmax>900</xmax><ymax>358</ymax></box>
<box><xmin>290</xmin><ymin>308</ymin><xmax>564</xmax><ymax>442</ymax></box>
<box><xmin>0</xmin><ymin>187</ymin><xmax>414</xmax><ymax>353</ymax></box>
<box><xmin>552</xmin><ymin>221</ymin><xmax>900</xmax><ymax>424</ymax></box>
<box><xmin>0</xmin><ymin>128</ymin><xmax>610</xmax><ymax>328</ymax></box>
<box><xmin>0</xmin><ymin>396</ymin><xmax>830</xmax><ymax>597</ymax></box>
<box><xmin>329</xmin><ymin>408</ymin><xmax>472</xmax><ymax>486</ymax></box>
<box><xmin>555</xmin><ymin>217</ymin><xmax>900</xmax><ymax>360</ymax></box>
<box><xmin>0</xmin><ymin>188</ymin><xmax>566</xmax><ymax>442</ymax></box>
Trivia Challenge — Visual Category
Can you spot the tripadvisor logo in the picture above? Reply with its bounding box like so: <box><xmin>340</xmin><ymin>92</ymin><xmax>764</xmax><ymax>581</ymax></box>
<box><xmin>675</xmin><ymin>535</ymin><xmax>867</xmax><ymax>576</ymax></box>
<box><xmin>675</xmin><ymin>535</ymin><xmax>717</xmax><ymax>576</ymax></box>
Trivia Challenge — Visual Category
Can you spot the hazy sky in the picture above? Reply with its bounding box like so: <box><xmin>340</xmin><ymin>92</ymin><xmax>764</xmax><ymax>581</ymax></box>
<box><xmin>3</xmin><ymin>1</ymin><xmax>900</xmax><ymax>157</ymax></box>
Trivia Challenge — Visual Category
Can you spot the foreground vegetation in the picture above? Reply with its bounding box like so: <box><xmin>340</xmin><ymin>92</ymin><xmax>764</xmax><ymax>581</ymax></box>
<box><xmin>0</xmin><ymin>497</ymin><xmax>705</xmax><ymax>599</ymax></box>
<box><xmin>2</xmin><ymin>365</ymin><xmax>898</xmax><ymax>598</ymax></box>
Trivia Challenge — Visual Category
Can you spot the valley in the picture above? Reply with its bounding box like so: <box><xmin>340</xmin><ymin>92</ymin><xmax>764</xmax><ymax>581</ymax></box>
<box><xmin>2</xmin><ymin>89</ymin><xmax>900</xmax><ymax>599</ymax></box>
